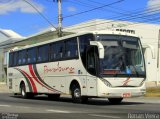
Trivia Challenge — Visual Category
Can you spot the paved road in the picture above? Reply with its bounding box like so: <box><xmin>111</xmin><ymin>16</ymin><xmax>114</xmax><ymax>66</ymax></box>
<box><xmin>0</xmin><ymin>93</ymin><xmax>160</xmax><ymax>119</ymax></box>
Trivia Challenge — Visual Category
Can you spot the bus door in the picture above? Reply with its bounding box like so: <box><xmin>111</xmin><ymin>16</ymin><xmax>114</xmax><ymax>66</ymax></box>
<box><xmin>86</xmin><ymin>46</ymin><xmax>99</xmax><ymax>96</ymax></box>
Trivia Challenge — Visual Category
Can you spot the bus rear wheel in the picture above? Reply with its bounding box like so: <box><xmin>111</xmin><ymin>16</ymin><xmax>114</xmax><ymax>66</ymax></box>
<box><xmin>20</xmin><ymin>83</ymin><xmax>27</xmax><ymax>98</ymax></box>
<box><xmin>108</xmin><ymin>98</ymin><xmax>123</xmax><ymax>104</ymax></box>
<box><xmin>20</xmin><ymin>83</ymin><xmax>34</xmax><ymax>99</ymax></box>
<box><xmin>71</xmin><ymin>84</ymin><xmax>88</xmax><ymax>103</ymax></box>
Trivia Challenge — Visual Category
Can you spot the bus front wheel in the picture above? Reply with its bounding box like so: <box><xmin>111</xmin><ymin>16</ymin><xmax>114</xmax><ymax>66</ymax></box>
<box><xmin>71</xmin><ymin>84</ymin><xmax>88</xmax><ymax>103</ymax></box>
<box><xmin>108</xmin><ymin>98</ymin><xmax>123</xmax><ymax>104</ymax></box>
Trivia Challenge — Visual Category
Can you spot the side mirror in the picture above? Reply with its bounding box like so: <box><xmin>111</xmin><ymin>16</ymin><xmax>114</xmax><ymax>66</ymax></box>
<box><xmin>90</xmin><ymin>41</ymin><xmax>104</xmax><ymax>59</ymax></box>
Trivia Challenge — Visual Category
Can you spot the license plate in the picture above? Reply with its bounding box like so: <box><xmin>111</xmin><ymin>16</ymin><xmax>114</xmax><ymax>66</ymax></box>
<box><xmin>122</xmin><ymin>93</ymin><xmax>131</xmax><ymax>97</ymax></box>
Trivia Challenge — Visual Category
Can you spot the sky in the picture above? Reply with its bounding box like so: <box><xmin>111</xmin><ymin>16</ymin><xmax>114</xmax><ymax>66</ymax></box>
<box><xmin>0</xmin><ymin>0</ymin><xmax>160</xmax><ymax>37</ymax></box>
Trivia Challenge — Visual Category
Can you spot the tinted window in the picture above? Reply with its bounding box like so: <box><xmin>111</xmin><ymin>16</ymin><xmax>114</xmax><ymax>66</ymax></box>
<box><xmin>79</xmin><ymin>34</ymin><xmax>93</xmax><ymax>55</ymax></box>
<box><xmin>18</xmin><ymin>50</ymin><xmax>27</xmax><ymax>65</ymax></box>
<box><xmin>9</xmin><ymin>53</ymin><xmax>13</xmax><ymax>67</ymax></box>
<box><xmin>65</xmin><ymin>38</ymin><xmax>78</xmax><ymax>58</ymax></box>
<box><xmin>13</xmin><ymin>52</ymin><xmax>18</xmax><ymax>66</ymax></box>
<box><xmin>50</xmin><ymin>41</ymin><xmax>64</xmax><ymax>60</ymax></box>
<box><xmin>27</xmin><ymin>48</ymin><xmax>36</xmax><ymax>64</ymax></box>
<box><xmin>79</xmin><ymin>34</ymin><xmax>94</xmax><ymax>68</ymax></box>
<box><xmin>37</xmin><ymin>45</ymin><xmax>49</xmax><ymax>62</ymax></box>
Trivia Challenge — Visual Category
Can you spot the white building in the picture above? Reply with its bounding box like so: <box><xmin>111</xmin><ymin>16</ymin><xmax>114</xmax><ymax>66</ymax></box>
<box><xmin>0</xmin><ymin>29</ymin><xmax>24</xmax><ymax>81</ymax></box>
<box><xmin>64</xmin><ymin>19</ymin><xmax>160</xmax><ymax>87</ymax></box>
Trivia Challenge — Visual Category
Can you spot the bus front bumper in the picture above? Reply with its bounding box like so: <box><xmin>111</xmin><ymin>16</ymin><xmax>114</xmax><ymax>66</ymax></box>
<box><xmin>98</xmin><ymin>87</ymin><xmax>146</xmax><ymax>98</ymax></box>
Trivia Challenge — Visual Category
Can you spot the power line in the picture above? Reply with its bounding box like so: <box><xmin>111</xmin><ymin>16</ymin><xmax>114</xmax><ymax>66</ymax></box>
<box><xmin>72</xmin><ymin>0</ymin><xmax>160</xmax><ymax>22</ymax></box>
<box><xmin>63</xmin><ymin>0</ymin><xmax>125</xmax><ymax>18</ymax></box>
<box><xmin>69</xmin><ymin>0</ymin><xmax>130</xmax><ymax>17</ymax></box>
<box><xmin>63</xmin><ymin>0</ymin><xmax>160</xmax><ymax>29</ymax></box>
<box><xmin>22</xmin><ymin>0</ymin><xmax>57</xmax><ymax>29</ymax></box>
<box><xmin>71</xmin><ymin>0</ymin><xmax>160</xmax><ymax>23</ymax></box>
<box><xmin>86</xmin><ymin>0</ymin><xmax>132</xmax><ymax>14</ymax></box>
<box><xmin>64</xmin><ymin>7</ymin><xmax>160</xmax><ymax>31</ymax></box>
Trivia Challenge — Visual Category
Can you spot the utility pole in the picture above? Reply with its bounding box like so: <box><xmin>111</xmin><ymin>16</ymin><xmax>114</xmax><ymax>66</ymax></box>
<box><xmin>57</xmin><ymin>0</ymin><xmax>62</xmax><ymax>37</ymax></box>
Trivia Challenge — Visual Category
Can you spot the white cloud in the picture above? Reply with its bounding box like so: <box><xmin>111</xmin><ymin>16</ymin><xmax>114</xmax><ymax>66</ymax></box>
<box><xmin>0</xmin><ymin>0</ymin><xmax>44</xmax><ymax>15</ymax></box>
<box><xmin>147</xmin><ymin>0</ymin><xmax>160</xmax><ymax>14</ymax></box>
<box><xmin>67</xmin><ymin>6</ymin><xmax>77</xmax><ymax>12</ymax></box>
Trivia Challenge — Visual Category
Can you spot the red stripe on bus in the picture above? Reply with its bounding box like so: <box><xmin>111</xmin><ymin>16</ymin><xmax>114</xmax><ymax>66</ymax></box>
<box><xmin>20</xmin><ymin>69</ymin><xmax>37</xmax><ymax>93</ymax></box>
<box><xmin>29</xmin><ymin>65</ymin><xmax>57</xmax><ymax>92</ymax></box>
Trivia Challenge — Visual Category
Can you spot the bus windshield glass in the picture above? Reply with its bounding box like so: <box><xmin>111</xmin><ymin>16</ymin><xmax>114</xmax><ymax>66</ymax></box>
<box><xmin>96</xmin><ymin>34</ymin><xmax>146</xmax><ymax>77</ymax></box>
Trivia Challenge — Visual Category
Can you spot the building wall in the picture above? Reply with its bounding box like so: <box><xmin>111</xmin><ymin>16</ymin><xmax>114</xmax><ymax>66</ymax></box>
<box><xmin>0</xmin><ymin>48</ymin><xmax>4</xmax><ymax>81</ymax></box>
<box><xmin>0</xmin><ymin>29</ymin><xmax>24</xmax><ymax>82</ymax></box>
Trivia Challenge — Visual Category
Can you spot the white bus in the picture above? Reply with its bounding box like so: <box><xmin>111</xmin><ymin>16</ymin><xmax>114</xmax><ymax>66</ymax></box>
<box><xmin>7</xmin><ymin>31</ymin><xmax>146</xmax><ymax>104</ymax></box>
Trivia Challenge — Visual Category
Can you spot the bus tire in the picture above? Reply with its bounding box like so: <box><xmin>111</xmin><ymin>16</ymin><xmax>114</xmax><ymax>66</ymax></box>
<box><xmin>48</xmin><ymin>94</ymin><xmax>60</xmax><ymax>100</ymax></box>
<box><xmin>20</xmin><ymin>83</ymin><xmax>27</xmax><ymax>98</ymax></box>
<box><xmin>108</xmin><ymin>98</ymin><xmax>123</xmax><ymax>104</ymax></box>
<box><xmin>71</xmin><ymin>84</ymin><xmax>88</xmax><ymax>103</ymax></box>
<box><xmin>20</xmin><ymin>83</ymin><xmax>34</xmax><ymax>99</ymax></box>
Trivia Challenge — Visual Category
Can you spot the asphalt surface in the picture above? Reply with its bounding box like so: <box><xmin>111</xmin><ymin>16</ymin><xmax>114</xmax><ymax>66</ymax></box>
<box><xmin>0</xmin><ymin>93</ymin><xmax>160</xmax><ymax>119</ymax></box>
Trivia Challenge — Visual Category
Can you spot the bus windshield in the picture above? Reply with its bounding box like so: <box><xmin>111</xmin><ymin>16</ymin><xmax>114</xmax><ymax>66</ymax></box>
<box><xmin>96</xmin><ymin>34</ymin><xmax>146</xmax><ymax>77</ymax></box>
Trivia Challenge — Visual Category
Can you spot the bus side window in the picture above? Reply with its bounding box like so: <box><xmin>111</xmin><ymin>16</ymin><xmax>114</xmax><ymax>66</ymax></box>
<box><xmin>50</xmin><ymin>43</ymin><xmax>55</xmax><ymax>60</ymax></box>
<box><xmin>18</xmin><ymin>50</ymin><xmax>26</xmax><ymax>65</ymax></box>
<box><xmin>79</xmin><ymin>34</ymin><xmax>94</xmax><ymax>68</ymax></box>
<box><xmin>9</xmin><ymin>53</ymin><xmax>14</xmax><ymax>67</ymax></box>
<box><xmin>65</xmin><ymin>38</ymin><xmax>78</xmax><ymax>58</ymax></box>
<box><xmin>13</xmin><ymin>52</ymin><xmax>18</xmax><ymax>66</ymax></box>
<box><xmin>27</xmin><ymin>48</ymin><xmax>37</xmax><ymax>64</ymax></box>
<box><xmin>50</xmin><ymin>41</ymin><xmax>64</xmax><ymax>61</ymax></box>
<box><xmin>87</xmin><ymin>46</ymin><xmax>99</xmax><ymax>76</ymax></box>
<box><xmin>37</xmin><ymin>45</ymin><xmax>49</xmax><ymax>63</ymax></box>
<box><xmin>21</xmin><ymin>50</ymin><xmax>27</xmax><ymax>65</ymax></box>
<box><xmin>18</xmin><ymin>51</ymin><xmax>22</xmax><ymax>65</ymax></box>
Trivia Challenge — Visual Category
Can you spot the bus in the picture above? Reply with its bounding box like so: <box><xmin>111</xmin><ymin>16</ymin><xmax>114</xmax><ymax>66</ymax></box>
<box><xmin>7</xmin><ymin>31</ymin><xmax>146</xmax><ymax>104</ymax></box>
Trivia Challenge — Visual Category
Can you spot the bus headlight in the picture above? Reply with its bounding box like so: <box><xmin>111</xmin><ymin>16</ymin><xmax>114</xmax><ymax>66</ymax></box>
<box><xmin>101</xmin><ymin>79</ymin><xmax>112</xmax><ymax>87</ymax></box>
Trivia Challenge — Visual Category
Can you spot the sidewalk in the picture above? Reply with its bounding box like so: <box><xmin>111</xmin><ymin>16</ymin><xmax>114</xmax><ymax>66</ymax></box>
<box><xmin>0</xmin><ymin>82</ymin><xmax>11</xmax><ymax>93</ymax></box>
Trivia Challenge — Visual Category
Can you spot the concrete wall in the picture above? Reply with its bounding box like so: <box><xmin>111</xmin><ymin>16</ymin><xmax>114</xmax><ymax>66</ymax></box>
<box><xmin>0</xmin><ymin>48</ymin><xmax>4</xmax><ymax>81</ymax></box>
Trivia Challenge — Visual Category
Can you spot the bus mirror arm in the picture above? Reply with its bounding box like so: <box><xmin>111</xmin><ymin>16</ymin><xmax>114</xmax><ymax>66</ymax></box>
<box><xmin>90</xmin><ymin>41</ymin><xmax>104</xmax><ymax>59</ymax></box>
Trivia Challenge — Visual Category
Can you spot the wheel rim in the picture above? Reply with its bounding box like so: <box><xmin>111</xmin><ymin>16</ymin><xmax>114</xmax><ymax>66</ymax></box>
<box><xmin>21</xmin><ymin>84</ymin><xmax>26</xmax><ymax>97</ymax></box>
<box><xmin>74</xmin><ymin>88</ymin><xmax>81</xmax><ymax>98</ymax></box>
<box><xmin>21</xmin><ymin>88</ymin><xmax>25</xmax><ymax>96</ymax></box>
